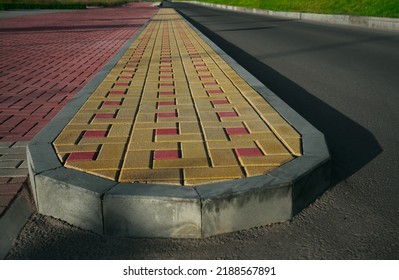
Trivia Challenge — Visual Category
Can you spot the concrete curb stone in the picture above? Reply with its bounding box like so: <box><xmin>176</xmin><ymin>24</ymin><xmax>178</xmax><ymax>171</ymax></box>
<box><xmin>27</xmin><ymin>8</ymin><xmax>331</xmax><ymax>238</ymax></box>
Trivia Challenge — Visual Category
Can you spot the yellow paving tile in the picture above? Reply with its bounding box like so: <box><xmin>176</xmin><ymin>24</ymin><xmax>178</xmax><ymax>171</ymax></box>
<box><xmin>123</xmin><ymin>151</ymin><xmax>152</xmax><ymax>169</ymax></box>
<box><xmin>244</xmin><ymin>166</ymin><xmax>276</xmax><ymax>177</ymax></box>
<box><xmin>53</xmin><ymin>131</ymin><xmax>82</xmax><ymax>145</ymax></box>
<box><xmin>228</xmin><ymin>133</ymin><xmax>276</xmax><ymax>141</ymax></box>
<box><xmin>54</xmin><ymin>144</ymin><xmax>100</xmax><ymax>154</ymax></box>
<box><xmin>257</xmin><ymin>139</ymin><xmax>291</xmax><ymax>155</ymax></box>
<box><xmin>272</xmin><ymin>124</ymin><xmax>301</xmax><ymax>138</ymax></box>
<box><xmin>179</xmin><ymin>122</ymin><xmax>201</xmax><ymax>134</ymax></box>
<box><xmin>53</xmin><ymin>8</ymin><xmax>302</xmax><ymax>186</ymax></box>
<box><xmin>97</xmin><ymin>144</ymin><xmax>127</xmax><ymax>160</ymax></box>
<box><xmin>181</xmin><ymin>142</ymin><xmax>207</xmax><ymax>158</ymax></box>
<box><xmin>282</xmin><ymin>138</ymin><xmax>302</xmax><ymax>156</ymax></box>
<box><xmin>238</xmin><ymin>154</ymin><xmax>294</xmax><ymax>166</ymax></box>
<box><xmin>65</xmin><ymin>160</ymin><xmax>122</xmax><ymax>171</ymax></box>
<box><xmin>134</xmin><ymin>122</ymin><xmax>179</xmax><ymax>129</ymax></box>
<box><xmin>155</xmin><ymin>134</ymin><xmax>203</xmax><ymax>142</ymax></box>
<box><xmin>91</xmin><ymin>170</ymin><xmax>119</xmax><ymax>181</ymax></box>
<box><xmin>207</xmin><ymin>140</ymin><xmax>258</xmax><ymax>150</ymax></box>
<box><xmin>184</xmin><ymin>179</ymin><xmax>226</xmax><ymax>186</ymax></box>
<box><xmin>119</xmin><ymin>168</ymin><xmax>182</xmax><ymax>182</ymax></box>
<box><xmin>130</xmin><ymin>129</ymin><xmax>154</xmax><ymax>142</ymax></box>
<box><xmin>153</xmin><ymin>158</ymin><xmax>209</xmax><ymax>169</ymax></box>
<box><xmin>184</xmin><ymin>167</ymin><xmax>243</xmax><ymax>180</ymax></box>
<box><xmin>209</xmin><ymin>149</ymin><xmax>239</xmax><ymax>167</ymax></box>
<box><xmin>108</xmin><ymin>124</ymin><xmax>132</xmax><ymax>137</ymax></box>
<box><xmin>244</xmin><ymin>120</ymin><xmax>271</xmax><ymax>133</ymax></box>
<box><xmin>203</xmin><ymin>127</ymin><xmax>228</xmax><ymax>141</ymax></box>
<box><xmin>78</xmin><ymin>136</ymin><xmax>128</xmax><ymax>145</ymax></box>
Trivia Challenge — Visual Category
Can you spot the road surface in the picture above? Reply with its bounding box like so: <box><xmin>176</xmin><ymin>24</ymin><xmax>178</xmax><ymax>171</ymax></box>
<box><xmin>7</xmin><ymin>3</ymin><xmax>399</xmax><ymax>259</ymax></box>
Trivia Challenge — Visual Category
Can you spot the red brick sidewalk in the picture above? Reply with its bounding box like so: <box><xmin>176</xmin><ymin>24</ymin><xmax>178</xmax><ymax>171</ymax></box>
<box><xmin>0</xmin><ymin>3</ymin><xmax>157</xmax><ymax>217</ymax></box>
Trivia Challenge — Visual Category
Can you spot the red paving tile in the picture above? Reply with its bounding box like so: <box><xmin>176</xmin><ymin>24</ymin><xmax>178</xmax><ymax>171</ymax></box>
<box><xmin>211</xmin><ymin>99</ymin><xmax>229</xmax><ymax>105</ymax></box>
<box><xmin>218</xmin><ymin>111</ymin><xmax>238</xmax><ymax>118</ymax></box>
<box><xmin>153</xmin><ymin>150</ymin><xmax>180</xmax><ymax>160</ymax></box>
<box><xmin>0</xmin><ymin>182</ymin><xmax>23</xmax><ymax>195</ymax></box>
<box><xmin>157</xmin><ymin>112</ymin><xmax>178</xmax><ymax>118</ymax></box>
<box><xmin>225</xmin><ymin>127</ymin><xmax>249</xmax><ymax>135</ymax></box>
<box><xmin>155</xmin><ymin>128</ymin><xmax>179</xmax><ymax>135</ymax></box>
<box><xmin>0</xmin><ymin>3</ymin><xmax>156</xmax><ymax>215</ymax></box>
<box><xmin>0</xmin><ymin>3</ymin><xmax>157</xmax><ymax>142</ymax></box>
<box><xmin>67</xmin><ymin>151</ymin><xmax>97</xmax><ymax>162</ymax></box>
<box><xmin>0</xmin><ymin>195</ymin><xmax>14</xmax><ymax>207</ymax></box>
<box><xmin>158</xmin><ymin>101</ymin><xmax>176</xmax><ymax>107</ymax></box>
<box><xmin>235</xmin><ymin>148</ymin><xmax>264</xmax><ymax>157</ymax></box>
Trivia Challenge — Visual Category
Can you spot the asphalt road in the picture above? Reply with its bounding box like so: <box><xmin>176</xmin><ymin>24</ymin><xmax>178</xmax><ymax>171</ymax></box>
<box><xmin>7</xmin><ymin>3</ymin><xmax>399</xmax><ymax>259</ymax></box>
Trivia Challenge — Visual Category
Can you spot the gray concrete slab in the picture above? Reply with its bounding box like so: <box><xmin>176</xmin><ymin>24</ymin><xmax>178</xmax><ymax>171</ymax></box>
<box><xmin>33</xmin><ymin>168</ymin><xmax>115</xmax><ymax>234</ymax></box>
<box><xmin>104</xmin><ymin>183</ymin><xmax>201</xmax><ymax>238</ymax></box>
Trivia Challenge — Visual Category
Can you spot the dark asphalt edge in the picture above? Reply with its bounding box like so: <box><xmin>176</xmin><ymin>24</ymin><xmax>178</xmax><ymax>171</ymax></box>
<box><xmin>0</xmin><ymin>182</ymin><xmax>36</xmax><ymax>259</ymax></box>
<box><xmin>27</xmin><ymin>7</ymin><xmax>331</xmax><ymax>238</ymax></box>
<box><xmin>178</xmin><ymin>1</ymin><xmax>399</xmax><ymax>31</ymax></box>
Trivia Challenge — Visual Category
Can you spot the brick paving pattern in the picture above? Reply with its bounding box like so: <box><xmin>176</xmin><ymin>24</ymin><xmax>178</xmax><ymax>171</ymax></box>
<box><xmin>0</xmin><ymin>3</ymin><xmax>156</xmax><ymax>142</ymax></box>
<box><xmin>0</xmin><ymin>3</ymin><xmax>157</xmax><ymax>216</ymax></box>
<box><xmin>53</xmin><ymin>9</ymin><xmax>302</xmax><ymax>186</ymax></box>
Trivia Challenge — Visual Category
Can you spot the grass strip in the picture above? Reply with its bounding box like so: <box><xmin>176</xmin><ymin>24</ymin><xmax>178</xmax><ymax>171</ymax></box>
<box><xmin>176</xmin><ymin>0</ymin><xmax>399</xmax><ymax>18</ymax></box>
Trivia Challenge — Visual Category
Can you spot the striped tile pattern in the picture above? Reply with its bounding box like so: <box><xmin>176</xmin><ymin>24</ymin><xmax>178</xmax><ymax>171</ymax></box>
<box><xmin>53</xmin><ymin>9</ymin><xmax>302</xmax><ymax>186</ymax></box>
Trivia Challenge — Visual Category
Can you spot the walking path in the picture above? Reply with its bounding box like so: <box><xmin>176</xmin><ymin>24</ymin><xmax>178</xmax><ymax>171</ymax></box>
<box><xmin>27</xmin><ymin>7</ymin><xmax>329</xmax><ymax>238</ymax></box>
<box><xmin>0</xmin><ymin>3</ymin><xmax>157</xmax><ymax>250</ymax></box>
<box><xmin>53</xmin><ymin>8</ymin><xmax>301</xmax><ymax>186</ymax></box>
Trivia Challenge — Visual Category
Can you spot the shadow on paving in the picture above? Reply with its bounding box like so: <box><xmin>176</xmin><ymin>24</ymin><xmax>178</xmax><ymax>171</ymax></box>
<box><xmin>172</xmin><ymin>6</ymin><xmax>382</xmax><ymax>187</ymax></box>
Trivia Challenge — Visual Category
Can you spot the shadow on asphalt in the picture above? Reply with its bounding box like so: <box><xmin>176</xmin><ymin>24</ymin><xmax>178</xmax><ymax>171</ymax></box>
<box><xmin>173</xmin><ymin>6</ymin><xmax>382</xmax><ymax>187</ymax></box>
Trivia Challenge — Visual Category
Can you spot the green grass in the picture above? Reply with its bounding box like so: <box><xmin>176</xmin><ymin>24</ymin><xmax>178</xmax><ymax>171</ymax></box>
<box><xmin>0</xmin><ymin>0</ymin><xmax>143</xmax><ymax>10</ymax></box>
<box><xmin>177</xmin><ymin>0</ymin><xmax>399</xmax><ymax>18</ymax></box>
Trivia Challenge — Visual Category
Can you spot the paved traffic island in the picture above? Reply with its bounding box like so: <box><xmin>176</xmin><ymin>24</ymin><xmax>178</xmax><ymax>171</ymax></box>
<box><xmin>28</xmin><ymin>8</ymin><xmax>331</xmax><ymax>238</ymax></box>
